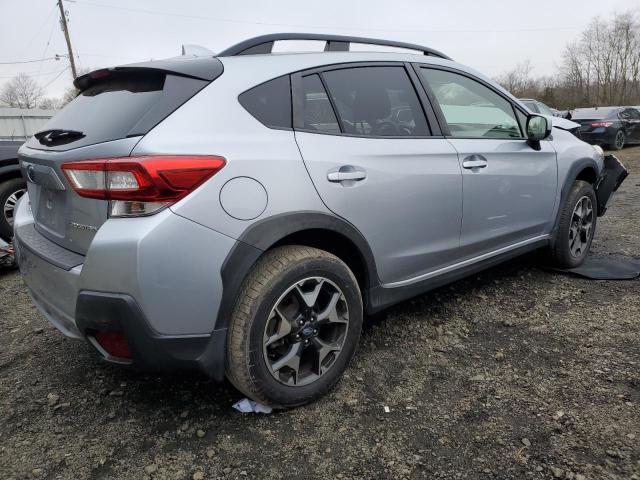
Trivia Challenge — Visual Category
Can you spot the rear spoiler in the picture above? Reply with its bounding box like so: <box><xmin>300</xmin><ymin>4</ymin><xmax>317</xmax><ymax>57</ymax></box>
<box><xmin>74</xmin><ymin>56</ymin><xmax>224</xmax><ymax>91</ymax></box>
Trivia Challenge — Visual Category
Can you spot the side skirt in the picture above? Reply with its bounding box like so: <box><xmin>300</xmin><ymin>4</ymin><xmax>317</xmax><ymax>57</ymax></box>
<box><xmin>367</xmin><ymin>237</ymin><xmax>550</xmax><ymax>314</ymax></box>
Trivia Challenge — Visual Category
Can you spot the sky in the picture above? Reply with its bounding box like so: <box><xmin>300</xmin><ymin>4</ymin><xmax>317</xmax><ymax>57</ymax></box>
<box><xmin>0</xmin><ymin>0</ymin><xmax>639</xmax><ymax>100</ymax></box>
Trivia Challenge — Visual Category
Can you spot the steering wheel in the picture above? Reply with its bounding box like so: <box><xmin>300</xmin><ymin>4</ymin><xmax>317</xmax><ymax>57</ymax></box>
<box><xmin>373</xmin><ymin>121</ymin><xmax>401</xmax><ymax>136</ymax></box>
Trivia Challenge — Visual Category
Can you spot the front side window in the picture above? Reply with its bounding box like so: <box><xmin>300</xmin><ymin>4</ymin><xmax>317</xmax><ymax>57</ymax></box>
<box><xmin>420</xmin><ymin>68</ymin><xmax>522</xmax><ymax>139</ymax></box>
<box><xmin>620</xmin><ymin>108</ymin><xmax>640</xmax><ymax>120</ymax></box>
<box><xmin>321</xmin><ymin>66</ymin><xmax>430</xmax><ymax>137</ymax></box>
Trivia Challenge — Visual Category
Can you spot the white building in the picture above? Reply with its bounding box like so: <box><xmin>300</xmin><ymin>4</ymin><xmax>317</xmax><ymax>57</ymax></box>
<box><xmin>0</xmin><ymin>108</ymin><xmax>57</xmax><ymax>141</ymax></box>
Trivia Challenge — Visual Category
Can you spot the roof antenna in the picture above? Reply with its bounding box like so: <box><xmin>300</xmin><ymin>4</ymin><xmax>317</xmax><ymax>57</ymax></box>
<box><xmin>181</xmin><ymin>44</ymin><xmax>215</xmax><ymax>57</ymax></box>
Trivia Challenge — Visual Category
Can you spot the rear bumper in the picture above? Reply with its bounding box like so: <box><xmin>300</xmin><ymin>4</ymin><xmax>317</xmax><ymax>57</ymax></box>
<box><xmin>75</xmin><ymin>291</ymin><xmax>227</xmax><ymax>378</ymax></box>
<box><xmin>579</xmin><ymin>129</ymin><xmax>616</xmax><ymax>146</ymax></box>
<box><xmin>14</xmin><ymin>228</ymin><xmax>83</xmax><ymax>338</ymax></box>
<box><xmin>13</xmin><ymin>194</ymin><xmax>236</xmax><ymax>381</ymax></box>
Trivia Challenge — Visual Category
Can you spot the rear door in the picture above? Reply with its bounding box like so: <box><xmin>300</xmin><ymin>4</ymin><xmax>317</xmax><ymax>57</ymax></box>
<box><xmin>293</xmin><ymin>63</ymin><xmax>462</xmax><ymax>285</ymax></box>
<box><xmin>18</xmin><ymin>67</ymin><xmax>214</xmax><ymax>254</ymax></box>
<box><xmin>416</xmin><ymin>66</ymin><xmax>557</xmax><ymax>259</ymax></box>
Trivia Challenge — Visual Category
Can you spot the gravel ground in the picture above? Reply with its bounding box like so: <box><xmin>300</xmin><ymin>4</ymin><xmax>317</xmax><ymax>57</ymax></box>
<box><xmin>1</xmin><ymin>147</ymin><xmax>639</xmax><ymax>480</ymax></box>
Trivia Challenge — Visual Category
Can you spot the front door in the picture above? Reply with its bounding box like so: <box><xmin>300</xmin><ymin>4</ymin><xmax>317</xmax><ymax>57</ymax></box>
<box><xmin>417</xmin><ymin>67</ymin><xmax>558</xmax><ymax>259</ymax></box>
<box><xmin>293</xmin><ymin>65</ymin><xmax>463</xmax><ymax>285</ymax></box>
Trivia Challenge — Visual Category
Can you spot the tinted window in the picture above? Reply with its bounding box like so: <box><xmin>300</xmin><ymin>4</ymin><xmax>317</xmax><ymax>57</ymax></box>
<box><xmin>521</xmin><ymin>100</ymin><xmax>539</xmax><ymax>113</ymax></box>
<box><xmin>301</xmin><ymin>74</ymin><xmax>341</xmax><ymax>134</ymax></box>
<box><xmin>571</xmin><ymin>107</ymin><xmax>618</xmax><ymax>119</ymax></box>
<box><xmin>420</xmin><ymin>68</ymin><xmax>522</xmax><ymax>139</ymax></box>
<box><xmin>239</xmin><ymin>75</ymin><xmax>291</xmax><ymax>129</ymax></box>
<box><xmin>28</xmin><ymin>72</ymin><xmax>208</xmax><ymax>151</ymax></box>
<box><xmin>536</xmin><ymin>101</ymin><xmax>554</xmax><ymax>116</ymax></box>
<box><xmin>620</xmin><ymin>108</ymin><xmax>640</xmax><ymax>120</ymax></box>
<box><xmin>321</xmin><ymin>66</ymin><xmax>429</xmax><ymax>137</ymax></box>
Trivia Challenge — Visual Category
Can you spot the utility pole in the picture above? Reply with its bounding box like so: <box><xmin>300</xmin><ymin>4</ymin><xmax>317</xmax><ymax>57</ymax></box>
<box><xmin>57</xmin><ymin>0</ymin><xmax>77</xmax><ymax>79</ymax></box>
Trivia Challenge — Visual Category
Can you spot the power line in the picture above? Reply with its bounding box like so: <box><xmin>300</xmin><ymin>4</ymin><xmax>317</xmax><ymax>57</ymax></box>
<box><xmin>41</xmin><ymin>66</ymin><xmax>70</xmax><ymax>89</ymax></box>
<box><xmin>0</xmin><ymin>68</ymin><xmax>69</xmax><ymax>79</ymax></box>
<box><xmin>0</xmin><ymin>57</ymin><xmax>59</xmax><ymax>65</ymax></box>
<box><xmin>71</xmin><ymin>0</ymin><xmax>583</xmax><ymax>34</ymax></box>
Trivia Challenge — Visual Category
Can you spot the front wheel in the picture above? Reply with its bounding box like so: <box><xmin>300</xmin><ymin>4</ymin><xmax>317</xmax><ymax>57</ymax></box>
<box><xmin>549</xmin><ymin>180</ymin><xmax>597</xmax><ymax>269</ymax></box>
<box><xmin>225</xmin><ymin>246</ymin><xmax>363</xmax><ymax>408</ymax></box>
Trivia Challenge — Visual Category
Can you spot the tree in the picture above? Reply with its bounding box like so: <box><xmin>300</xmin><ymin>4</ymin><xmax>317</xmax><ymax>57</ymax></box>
<box><xmin>495</xmin><ymin>60</ymin><xmax>535</xmax><ymax>97</ymax></box>
<box><xmin>38</xmin><ymin>97</ymin><xmax>63</xmax><ymax>110</ymax></box>
<box><xmin>0</xmin><ymin>73</ymin><xmax>44</xmax><ymax>109</ymax></box>
<box><xmin>495</xmin><ymin>10</ymin><xmax>640</xmax><ymax>110</ymax></box>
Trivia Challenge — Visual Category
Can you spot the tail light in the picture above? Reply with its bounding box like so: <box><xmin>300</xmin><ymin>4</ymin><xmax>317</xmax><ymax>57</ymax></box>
<box><xmin>62</xmin><ymin>155</ymin><xmax>225</xmax><ymax>217</ymax></box>
<box><xmin>590</xmin><ymin>121</ymin><xmax>613</xmax><ymax>128</ymax></box>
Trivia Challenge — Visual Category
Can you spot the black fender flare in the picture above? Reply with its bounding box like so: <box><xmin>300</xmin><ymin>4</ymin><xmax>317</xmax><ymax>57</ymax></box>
<box><xmin>550</xmin><ymin>158</ymin><xmax>599</xmax><ymax>246</ymax></box>
<box><xmin>215</xmin><ymin>211</ymin><xmax>378</xmax><ymax>331</ymax></box>
<box><xmin>199</xmin><ymin>211</ymin><xmax>378</xmax><ymax>380</ymax></box>
<box><xmin>0</xmin><ymin>163</ymin><xmax>23</xmax><ymax>180</ymax></box>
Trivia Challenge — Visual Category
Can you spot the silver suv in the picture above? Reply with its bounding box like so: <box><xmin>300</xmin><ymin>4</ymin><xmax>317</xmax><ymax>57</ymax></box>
<box><xmin>14</xmin><ymin>34</ymin><xmax>627</xmax><ymax>408</ymax></box>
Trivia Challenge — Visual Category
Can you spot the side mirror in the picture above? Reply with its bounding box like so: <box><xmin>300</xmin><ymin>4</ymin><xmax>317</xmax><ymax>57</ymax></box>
<box><xmin>526</xmin><ymin>114</ymin><xmax>551</xmax><ymax>148</ymax></box>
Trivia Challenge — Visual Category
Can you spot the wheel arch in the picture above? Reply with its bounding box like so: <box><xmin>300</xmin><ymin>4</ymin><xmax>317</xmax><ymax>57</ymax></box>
<box><xmin>215</xmin><ymin>212</ymin><xmax>378</xmax><ymax>331</ymax></box>
<box><xmin>0</xmin><ymin>163</ymin><xmax>24</xmax><ymax>183</ymax></box>
<box><xmin>550</xmin><ymin>158</ymin><xmax>599</xmax><ymax>246</ymax></box>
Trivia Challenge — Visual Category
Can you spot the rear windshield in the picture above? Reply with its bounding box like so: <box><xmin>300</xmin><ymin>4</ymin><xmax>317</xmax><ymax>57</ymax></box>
<box><xmin>571</xmin><ymin>107</ymin><xmax>618</xmax><ymax>119</ymax></box>
<box><xmin>26</xmin><ymin>71</ymin><xmax>208</xmax><ymax>151</ymax></box>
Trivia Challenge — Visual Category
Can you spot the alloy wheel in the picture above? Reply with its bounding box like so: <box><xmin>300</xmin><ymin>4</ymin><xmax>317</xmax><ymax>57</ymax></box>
<box><xmin>615</xmin><ymin>131</ymin><xmax>625</xmax><ymax>150</ymax></box>
<box><xmin>568</xmin><ymin>195</ymin><xmax>594</xmax><ymax>258</ymax></box>
<box><xmin>263</xmin><ymin>277</ymin><xmax>349</xmax><ymax>387</ymax></box>
<box><xmin>3</xmin><ymin>188</ymin><xmax>26</xmax><ymax>228</ymax></box>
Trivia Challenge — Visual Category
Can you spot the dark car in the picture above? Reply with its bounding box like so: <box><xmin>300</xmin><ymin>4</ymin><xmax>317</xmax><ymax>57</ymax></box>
<box><xmin>572</xmin><ymin>107</ymin><xmax>640</xmax><ymax>150</ymax></box>
<box><xmin>0</xmin><ymin>141</ymin><xmax>26</xmax><ymax>241</ymax></box>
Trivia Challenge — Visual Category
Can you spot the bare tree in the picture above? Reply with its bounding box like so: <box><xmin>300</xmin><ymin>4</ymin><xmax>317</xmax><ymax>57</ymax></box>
<box><xmin>38</xmin><ymin>97</ymin><xmax>63</xmax><ymax>110</ymax></box>
<box><xmin>0</xmin><ymin>73</ymin><xmax>45</xmax><ymax>109</ymax></box>
<box><xmin>495</xmin><ymin>10</ymin><xmax>640</xmax><ymax>110</ymax></box>
<box><xmin>495</xmin><ymin>60</ymin><xmax>535</xmax><ymax>97</ymax></box>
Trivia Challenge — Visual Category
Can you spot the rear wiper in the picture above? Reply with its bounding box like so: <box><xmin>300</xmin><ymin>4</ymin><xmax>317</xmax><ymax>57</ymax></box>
<box><xmin>34</xmin><ymin>129</ymin><xmax>85</xmax><ymax>146</ymax></box>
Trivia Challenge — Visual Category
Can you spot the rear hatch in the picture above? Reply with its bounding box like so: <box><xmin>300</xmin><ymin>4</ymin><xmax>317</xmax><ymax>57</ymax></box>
<box><xmin>572</xmin><ymin>108</ymin><xmax>617</xmax><ymax>134</ymax></box>
<box><xmin>18</xmin><ymin>57</ymin><xmax>223</xmax><ymax>254</ymax></box>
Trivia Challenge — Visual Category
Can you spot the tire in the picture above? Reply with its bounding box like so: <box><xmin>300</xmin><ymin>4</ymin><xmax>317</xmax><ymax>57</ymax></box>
<box><xmin>608</xmin><ymin>130</ymin><xmax>625</xmax><ymax>150</ymax></box>
<box><xmin>0</xmin><ymin>178</ymin><xmax>27</xmax><ymax>242</ymax></box>
<box><xmin>226</xmin><ymin>245</ymin><xmax>363</xmax><ymax>408</ymax></box>
<box><xmin>549</xmin><ymin>180</ymin><xmax>597</xmax><ymax>269</ymax></box>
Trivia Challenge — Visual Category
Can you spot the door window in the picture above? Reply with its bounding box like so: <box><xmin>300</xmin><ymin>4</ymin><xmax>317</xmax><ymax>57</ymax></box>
<box><xmin>420</xmin><ymin>68</ymin><xmax>522</xmax><ymax>139</ymax></box>
<box><xmin>321</xmin><ymin>66</ymin><xmax>430</xmax><ymax>137</ymax></box>
<box><xmin>301</xmin><ymin>74</ymin><xmax>341</xmax><ymax>134</ymax></box>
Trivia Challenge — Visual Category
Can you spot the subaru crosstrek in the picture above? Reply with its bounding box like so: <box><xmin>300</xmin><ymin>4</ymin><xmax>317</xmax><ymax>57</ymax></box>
<box><xmin>14</xmin><ymin>34</ymin><xmax>628</xmax><ymax>408</ymax></box>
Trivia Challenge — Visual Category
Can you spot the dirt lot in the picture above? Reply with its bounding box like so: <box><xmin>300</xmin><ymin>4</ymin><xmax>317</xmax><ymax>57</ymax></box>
<box><xmin>1</xmin><ymin>147</ymin><xmax>639</xmax><ymax>480</ymax></box>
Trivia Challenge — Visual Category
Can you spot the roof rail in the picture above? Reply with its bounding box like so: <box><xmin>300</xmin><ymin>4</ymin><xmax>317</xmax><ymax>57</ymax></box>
<box><xmin>217</xmin><ymin>33</ymin><xmax>452</xmax><ymax>60</ymax></box>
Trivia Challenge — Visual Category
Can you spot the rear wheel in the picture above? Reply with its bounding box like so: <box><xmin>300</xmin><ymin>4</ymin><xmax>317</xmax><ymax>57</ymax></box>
<box><xmin>0</xmin><ymin>178</ymin><xmax>27</xmax><ymax>241</ymax></box>
<box><xmin>226</xmin><ymin>246</ymin><xmax>363</xmax><ymax>408</ymax></box>
<box><xmin>549</xmin><ymin>180</ymin><xmax>597</xmax><ymax>268</ymax></box>
<box><xmin>609</xmin><ymin>130</ymin><xmax>625</xmax><ymax>150</ymax></box>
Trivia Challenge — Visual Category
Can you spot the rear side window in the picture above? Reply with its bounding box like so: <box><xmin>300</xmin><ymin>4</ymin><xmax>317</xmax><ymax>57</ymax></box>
<box><xmin>321</xmin><ymin>66</ymin><xmax>430</xmax><ymax>137</ymax></box>
<box><xmin>420</xmin><ymin>68</ymin><xmax>522</xmax><ymax>139</ymax></box>
<box><xmin>301</xmin><ymin>74</ymin><xmax>341</xmax><ymax>134</ymax></box>
<box><xmin>239</xmin><ymin>75</ymin><xmax>292</xmax><ymax>129</ymax></box>
<box><xmin>27</xmin><ymin>71</ymin><xmax>209</xmax><ymax>151</ymax></box>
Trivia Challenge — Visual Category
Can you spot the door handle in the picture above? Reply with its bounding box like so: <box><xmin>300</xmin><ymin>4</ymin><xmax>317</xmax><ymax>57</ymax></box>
<box><xmin>462</xmin><ymin>155</ymin><xmax>488</xmax><ymax>169</ymax></box>
<box><xmin>327</xmin><ymin>167</ymin><xmax>367</xmax><ymax>182</ymax></box>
